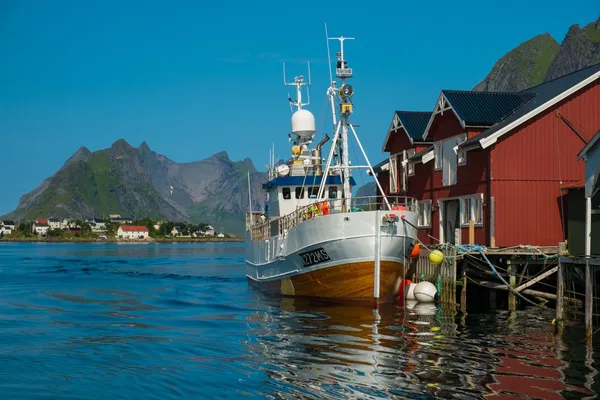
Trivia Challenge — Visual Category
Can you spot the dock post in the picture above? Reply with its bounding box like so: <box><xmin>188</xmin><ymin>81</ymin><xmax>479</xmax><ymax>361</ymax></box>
<box><xmin>461</xmin><ymin>271</ymin><xmax>467</xmax><ymax>313</ymax></box>
<box><xmin>508</xmin><ymin>260</ymin><xmax>516</xmax><ymax>311</ymax></box>
<box><xmin>555</xmin><ymin>255</ymin><xmax>564</xmax><ymax>335</ymax></box>
<box><xmin>585</xmin><ymin>258</ymin><xmax>592</xmax><ymax>341</ymax></box>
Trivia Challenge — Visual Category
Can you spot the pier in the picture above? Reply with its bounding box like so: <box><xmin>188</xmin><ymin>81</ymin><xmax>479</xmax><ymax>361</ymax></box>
<box><xmin>410</xmin><ymin>237</ymin><xmax>600</xmax><ymax>344</ymax></box>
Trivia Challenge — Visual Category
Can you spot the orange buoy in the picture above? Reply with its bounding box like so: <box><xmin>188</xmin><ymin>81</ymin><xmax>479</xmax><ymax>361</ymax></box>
<box><xmin>410</xmin><ymin>243</ymin><xmax>420</xmax><ymax>258</ymax></box>
<box><xmin>392</xmin><ymin>205</ymin><xmax>406</xmax><ymax>211</ymax></box>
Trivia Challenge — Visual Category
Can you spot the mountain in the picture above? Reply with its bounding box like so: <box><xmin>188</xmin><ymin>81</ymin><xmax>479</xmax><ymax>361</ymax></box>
<box><xmin>3</xmin><ymin>140</ymin><xmax>267</xmax><ymax>235</ymax></box>
<box><xmin>474</xmin><ymin>17</ymin><xmax>600</xmax><ymax>92</ymax></box>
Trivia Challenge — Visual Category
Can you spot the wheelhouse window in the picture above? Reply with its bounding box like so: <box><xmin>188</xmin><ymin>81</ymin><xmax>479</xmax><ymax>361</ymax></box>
<box><xmin>295</xmin><ymin>187</ymin><xmax>304</xmax><ymax>199</ymax></box>
<box><xmin>328</xmin><ymin>186</ymin><xmax>338</xmax><ymax>199</ymax></box>
<box><xmin>460</xmin><ymin>194</ymin><xmax>483</xmax><ymax>225</ymax></box>
<box><xmin>418</xmin><ymin>200</ymin><xmax>432</xmax><ymax>227</ymax></box>
<box><xmin>282</xmin><ymin>187</ymin><xmax>291</xmax><ymax>200</ymax></box>
<box><xmin>308</xmin><ymin>187</ymin><xmax>319</xmax><ymax>199</ymax></box>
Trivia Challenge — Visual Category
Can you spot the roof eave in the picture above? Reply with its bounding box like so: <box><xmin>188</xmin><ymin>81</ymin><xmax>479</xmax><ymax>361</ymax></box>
<box><xmin>422</xmin><ymin>92</ymin><xmax>466</xmax><ymax>141</ymax></box>
<box><xmin>480</xmin><ymin>70</ymin><xmax>600</xmax><ymax>150</ymax></box>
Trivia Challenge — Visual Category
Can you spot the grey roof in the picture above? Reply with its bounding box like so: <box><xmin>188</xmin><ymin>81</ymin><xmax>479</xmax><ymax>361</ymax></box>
<box><xmin>407</xmin><ymin>145</ymin><xmax>434</xmax><ymax>163</ymax></box>
<box><xmin>460</xmin><ymin>63</ymin><xmax>600</xmax><ymax>149</ymax></box>
<box><xmin>370</xmin><ymin>158</ymin><xmax>390</xmax><ymax>175</ymax></box>
<box><xmin>395</xmin><ymin>111</ymin><xmax>433</xmax><ymax>141</ymax></box>
<box><xmin>443</xmin><ymin>90</ymin><xmax>535</xmax><ymax>126</ymax></box>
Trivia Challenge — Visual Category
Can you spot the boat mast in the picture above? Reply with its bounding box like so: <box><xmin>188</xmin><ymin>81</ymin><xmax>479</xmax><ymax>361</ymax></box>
<box><xmin>283</xmin><ymin>62</ymin><xmax>311</xmax><ymax>112</ymax></box>
<box><xmin>318</xmin><ymin>33</ymin><xmax>392</xmax><ymax>211</ymax></box>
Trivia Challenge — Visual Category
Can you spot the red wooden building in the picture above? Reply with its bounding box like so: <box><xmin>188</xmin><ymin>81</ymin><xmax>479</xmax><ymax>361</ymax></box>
<box><xmin>375</xmin><ymin>64</ymin><xmax>600</xmax><ymax>247</ymax></box>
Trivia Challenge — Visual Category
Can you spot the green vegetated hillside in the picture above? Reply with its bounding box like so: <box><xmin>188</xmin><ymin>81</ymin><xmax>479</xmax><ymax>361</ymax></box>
<box><xmin>4</xmin><ymin>140</ymin><xmax>267</xmax><ymax>235</ymax></box>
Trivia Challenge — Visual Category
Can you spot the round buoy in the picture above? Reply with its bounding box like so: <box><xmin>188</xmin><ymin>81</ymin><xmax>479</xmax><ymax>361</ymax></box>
<box><xmin>429</xmin><ymin>250</ymin><xmax>444</xmax><ymax>265</ymax></box>
<box><xmin>406</xmin><ymin>283</ymin><xmax>417</xmax><ymax>300</ymax></box>
<box><xmin>410</xmin><ymin>243</ymin><xmax>420</xmax><ymax>258</ymax></box>
<box><xmin>414</xmin><ymin>281</ymin><xmax>437</xmax><ymax>303</ymax></box>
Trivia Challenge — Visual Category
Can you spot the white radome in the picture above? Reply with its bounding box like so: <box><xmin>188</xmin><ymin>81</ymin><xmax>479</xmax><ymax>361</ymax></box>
<box><xmin>277</xmin><ymin>164</ymin><xmax>290</xmax><ymax>177</ymax></box>
<box><xmin>413</xmin><ymin>281</ymin><xmax>437</xmax><ymax>303</ymax></box>
<box><xmin>291</xmin><ymin>109</ymin><xmax>316</xmax><ymax>137</ymax></box>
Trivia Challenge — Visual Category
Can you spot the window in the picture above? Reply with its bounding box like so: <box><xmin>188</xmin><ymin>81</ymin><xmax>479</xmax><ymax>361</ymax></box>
<box><xmin>460</xmin><ymin>194</ymin><xmax>483</xmax><ymax>225</ymax></box>
<box><xmin>434</xmin><ymin>142</ymin><xmax>442</xmax><ymax>170</ymax></box>
<box><xmin>389</xmin><ymin>154</ymin><xmax>399</xmax><ymax>193</ymax></box>
<box><xmin>295</xmin><ymin>187</ymin><xmax>304</xmax><ymax>199</ymax></box>
<box><xmin>308</xmin><ymin>187</ymin><xmax>319</xmax><ymax>199</ymax></box>
<box><xmin>436</xmin><ymin>133</ymin><xmax>467</xmax><ymax>187</ymax></box>
<box><xmin>282</xmin><ymin>187</ymin><xmax>291</xmax><ymax>200</ymax></box>
<box><xmin>458</xmin><ymin>133</ymin><xmax>467</xmax><ymax>165</ymax></box>
<box><xmin>328</xmin><ymin>186</ymin><xmax>338</xmax><ymax>199</ymax></box>
<box><xmin>407</xmin><ymin>148</ymin><xmax>416</xmax><ymax>176</ymax></box>
<box><xmin>418</xmin><ymin>200</ymin><xmax>432</xmax><ymax>227</ymax></box>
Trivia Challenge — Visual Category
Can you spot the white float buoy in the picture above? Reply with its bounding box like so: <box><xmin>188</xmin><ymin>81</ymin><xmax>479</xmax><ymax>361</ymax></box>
<box><xmin>406</xmin><ymin>283</ymin><xmax>417</xmax><ymax>300</ymax></box>
<box><xmin>414</xmin><ymin>281</ymin><xmax>437</xmax><ymax>303</ymax></box>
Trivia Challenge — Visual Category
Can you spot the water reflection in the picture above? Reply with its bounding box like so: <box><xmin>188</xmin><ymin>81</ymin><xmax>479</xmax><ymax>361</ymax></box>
<box><xmin>245</xmin><ymin>296</ymin><xmax>597</xmax><ymax>399</ymax></box>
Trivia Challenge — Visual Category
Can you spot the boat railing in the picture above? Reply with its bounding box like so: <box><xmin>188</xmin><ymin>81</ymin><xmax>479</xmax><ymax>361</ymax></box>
<box><xmin>248</xmin><ymin>196</ymin><xmax>417</xmax><ymax>241</ymax></box>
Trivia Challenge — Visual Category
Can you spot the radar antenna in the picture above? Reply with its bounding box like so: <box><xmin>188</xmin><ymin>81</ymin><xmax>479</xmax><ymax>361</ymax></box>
<box><xmin>317</xmin><ymin>32</ymin><xmax>392</xmax><ymax>211</ymax></box>
<box><xmin>283</xmin><ymin>62</ymin><xmax>312</xmax><ymax>111</ymax></box>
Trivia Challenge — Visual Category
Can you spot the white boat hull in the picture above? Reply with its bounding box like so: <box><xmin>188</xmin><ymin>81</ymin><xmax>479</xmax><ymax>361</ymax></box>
<box><xmin>245</xmin><ymin>209</ymin><xmax>418</xmax><ymax>304</ymax></box>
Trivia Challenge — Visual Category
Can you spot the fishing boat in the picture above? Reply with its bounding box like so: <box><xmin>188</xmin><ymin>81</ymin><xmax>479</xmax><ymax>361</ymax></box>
<box><xmin>245</xmin><ymin>33</ymin><xmax>418</xmax><ymax>305</ymax></box>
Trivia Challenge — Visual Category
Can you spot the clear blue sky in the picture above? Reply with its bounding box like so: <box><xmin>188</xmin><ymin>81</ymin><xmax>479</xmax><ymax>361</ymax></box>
<box><xmin>0</xmin><ymin>0</ymin><xmax>597</xmax><ymax>214</ymax></box>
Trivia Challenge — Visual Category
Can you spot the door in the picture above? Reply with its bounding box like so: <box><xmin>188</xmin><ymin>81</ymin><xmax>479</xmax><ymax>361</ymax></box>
<box><xmin>443</xmin><ymin>199</ymin><xmax>460</xmax><ymax>244</ymax></box>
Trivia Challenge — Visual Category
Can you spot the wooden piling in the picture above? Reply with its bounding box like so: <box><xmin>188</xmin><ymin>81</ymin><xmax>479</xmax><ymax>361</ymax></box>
<box><xmin>461</xmin><ymin>273</ymin><xmax>467</xmax><ymax>313</ymax></box>
<box><xmin>469</xmin><ymin>220</ymin><xmax>475</xmax><ymax>245</ymax></box>
<box><xmin>555</xmin><ymin>256</ymin><xmax>564</xmax><ymax>335</ymax></box>
<box><xmin>508</xmin><ymin>260</ymin><xmax>516</xmax><ymax>311</ymax></box>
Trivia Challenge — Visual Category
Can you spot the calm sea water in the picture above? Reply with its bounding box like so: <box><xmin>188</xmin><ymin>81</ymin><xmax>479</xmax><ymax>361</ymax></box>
<box><xmin>0</xmin><ymin>242</ymin><xmax>598</xmax><ymax>399</ymax></box>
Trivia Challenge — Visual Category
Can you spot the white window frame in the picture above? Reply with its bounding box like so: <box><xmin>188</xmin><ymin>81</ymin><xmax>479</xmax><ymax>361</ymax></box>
<box><xmin>417</xmin><ymin>199</ymin><xmax>432</xmax><ymax>228</ymax></box>
<box><xmin>434</xmin><ymin>142</ymin><xmax>442</xmax><ymax>171</ymax></box>
<box><xmin>407</xmin><ymin>148</ymin><xmax>416</xmax><ymax>176</ymax></box>
<box><xmin>389</xmin><ymin>153</ymin><xmax>399</xmax><ymax>193</ymax></box>
<box><xmin>458</xmin><ymin>133</ymin><xmax>467</xmax><ymax>166</ymax></box>
<box><xmin>460</xmin><ymin>194</ymin><xmax>483</xmax><ymax>226</ymax></box>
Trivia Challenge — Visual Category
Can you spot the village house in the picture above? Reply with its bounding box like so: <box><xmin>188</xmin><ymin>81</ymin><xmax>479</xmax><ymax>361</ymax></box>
<box><xmin>87</xmin><ymin>218</ymin><xmax>107</xmax><ymax>232</ymax></box>
<box><xmin>48</xmin><ymin>218</ymin><xmax>62</xmax><ymax>230</ymax></box>
<box><xmin>376</xmin><ymin>64</ymin><xmax>600</xmax><ymax>248</ymax></box>
<box><xmin>110</xmin><ymin>214</ymin><xmax>133</xmax><ymax>224</ymax></box>
<box><xmin>32</xmin><ymin>222</ymin><xmax>49</xmax><ymax>236</ymax></box>
<box><xmin>2</xmin><ymin>220</ymin><xmax>15</xmax><ymax>231</ymax></box>
<box><xmin>203</xmin><ymin>225</ymin><xmax>215</xmax><ymax>236</ymax></box>
<box><xmin>116</xmin><ymin>225</ymin><xmax>149</xmax><ymax>240</ymax></box>
<box><xmin>0</xmin><ymin>220</ymin><xmax>15</xmax><ymax>236</ymax></box>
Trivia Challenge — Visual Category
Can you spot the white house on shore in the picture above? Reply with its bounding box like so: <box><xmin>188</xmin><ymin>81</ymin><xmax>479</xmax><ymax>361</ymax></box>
<box><xmin>32</xmin><ymin>223</ymin><xmax>49</xmax><ymax>236</ymax></box>
<box><xmin>48</xmin><ymin>218</ymin><xmax>62</xmax><ymax>230</ymax></box>
<box><xmin>116</xmin><ymin>225</ymin><xmax>149</xmax><ymax>240</ymax></box>
<box><xmin>203</xmin><ymin>225</ymin><xmax>215</xmax><ymax>236</ymax></box>
<box><xmin>0</xmin><ymin>220</ymin><xmax>14</xmax><ymax>236</ymax></box>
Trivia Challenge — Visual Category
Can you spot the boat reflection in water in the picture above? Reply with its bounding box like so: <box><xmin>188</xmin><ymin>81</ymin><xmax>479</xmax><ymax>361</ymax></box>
<box><xmin>242</xmin><ymin>295</ymin><xmax>596</xmax><ymax>399</ymax></box>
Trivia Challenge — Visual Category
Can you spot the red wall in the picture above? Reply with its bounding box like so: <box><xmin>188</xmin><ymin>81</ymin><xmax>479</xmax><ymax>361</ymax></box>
<box><xmin>385</xmin><ymin>128</ymin><xmax>413</xmax><ymax>154</ymax></box>
<box><xmin>490</xmin><ymin>80</ymin><xmax>600</xmax><ymax>246</ymax></box>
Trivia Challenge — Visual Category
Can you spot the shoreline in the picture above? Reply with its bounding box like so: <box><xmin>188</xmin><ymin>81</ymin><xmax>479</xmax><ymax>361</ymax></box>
<box><xmin>0</xmin><ymin>236</ymin><xmax>244</xmax><ymax>244</ymax></box>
